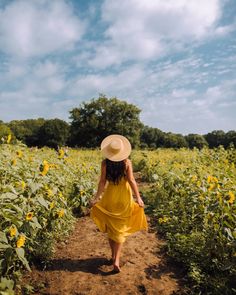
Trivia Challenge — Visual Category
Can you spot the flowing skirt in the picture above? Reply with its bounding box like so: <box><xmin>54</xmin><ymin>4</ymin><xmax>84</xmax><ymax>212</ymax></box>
<box><xmin>90</xmin><ymin>178</ymin><xmax>148</xmax><ymax>243</ymax></box>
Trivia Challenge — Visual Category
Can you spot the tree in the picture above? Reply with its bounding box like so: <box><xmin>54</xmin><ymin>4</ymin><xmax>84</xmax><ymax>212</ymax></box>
<box><xmin>8</xmin><ymin>119</ymin><xmax>45</xmax><ymax>146</ymax></box>
<box><xmin>185</xmin><ymin>134</ymin><xmax>208</xmax><ymax>149</ymax></box>
<box><xmin>69</xmin><ymin>95</ymin><xmax>142</xmax><ymax>148</ymax></box>
<box><xmin>163</xmin><ymin>133</ymin><xmax>188</xmax><ymax>148</ymax></box>
<box><xmin>0</xmin><ymin>122</ymin><xmax>12</xmax><ymax>143</ymax></box>
<box><xmin>38</xmin><ymin>119</ymin><xmax>70</xmax><ymax>148</ymax></box>
<box><xmin>140</xmin><ymin>126</ymin><xmax>165</xmax><ymax>148</ymax></box>
<box><xmin>204</xmin><ymin>130</ymin><xmax>225</xmax><ymax>148</ymax></box>
<box><xmin>225</xmin><ymin>130</ymin><xmax>236</xmax><ymax>148</ymax></box>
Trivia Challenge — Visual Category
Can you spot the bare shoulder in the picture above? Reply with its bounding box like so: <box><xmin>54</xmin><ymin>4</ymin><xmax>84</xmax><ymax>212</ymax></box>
<box><xmin>125</xmin><ymin>158</ymin><xmax>132</xmax><ymax>169</ymax></box>
<box><xmin>101</xmin><ymin>159</ymin><xmax>106</xmax><ymax>169</ymax></box>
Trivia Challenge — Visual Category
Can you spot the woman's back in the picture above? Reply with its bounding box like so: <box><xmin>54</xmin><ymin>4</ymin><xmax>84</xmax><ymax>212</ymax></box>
<box><xmin>99</xmin><ymin>160</ymin><xmax>133</xmax><ymax>216</ymax></box>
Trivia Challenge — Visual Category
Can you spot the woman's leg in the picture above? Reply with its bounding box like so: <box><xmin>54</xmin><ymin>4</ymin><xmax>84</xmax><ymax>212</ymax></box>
<box><xmin>113</xmin><ymin>242</ymin><xmax>123</xmax><ymax>271</ymax></box>
<box><xmin>108</xmin><ymin>238</ymin><xmax>115</xmax><ymax>261</ymax></box>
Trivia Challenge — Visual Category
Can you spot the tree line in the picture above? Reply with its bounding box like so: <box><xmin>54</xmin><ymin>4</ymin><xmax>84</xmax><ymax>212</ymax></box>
<box><xmin>0</xmin><ymin>95</ymin><xmax>235</xmax><ymax>149</ymax></box>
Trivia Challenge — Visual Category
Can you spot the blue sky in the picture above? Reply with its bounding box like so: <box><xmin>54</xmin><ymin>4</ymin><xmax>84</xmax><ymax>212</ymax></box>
<box><xmin>0</xmin><ymin>0</ymin><xmax>235</xmax><ymax>135</ymax></box>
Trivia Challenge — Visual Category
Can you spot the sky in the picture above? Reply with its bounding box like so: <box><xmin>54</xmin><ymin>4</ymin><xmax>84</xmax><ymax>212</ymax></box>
<box><xmin>0</xmin><ymin>0</ymin><xmax>235</xmax><ymax>135</ymax></box>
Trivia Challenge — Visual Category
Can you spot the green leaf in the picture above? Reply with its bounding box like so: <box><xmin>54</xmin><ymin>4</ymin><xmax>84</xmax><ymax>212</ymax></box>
<box><xmin>7</xmin><ymin>204</ymin><xmax>23</xmax><ymax>214</ymax></box>
<box><xmin>29</xmin><ymin>182</ymin><xmax>42</xmax><ymax>194</ymax></box>
<box><xmin>31</xmin><ymin>217</ymin><xmax>42</xmax><ymax>229</ymax></box>
<box><xmin>36</xmin><ymin>196</ymin><xmax>48</xmax><ymax>209</ymax></box>
<box><xmin>0</xmin><ymin>232</ymin><xmax>8</xmax><ymax>244</ymax></box>
<box><xmin>1</xmin><ymin>192</ymin><xmax>18</xmax><ymax>200</ymax></box>
<box><xmin>223</xmin><ymin>227</ymin><xmax>233</xmax><ymax>240</ymax></box>
<box><xmin>8</xmin><ymin>185</ymin><xmax>18</xmax><ymax>194</ymax></box>
<box><xmin>223</xmin><ymin>220</ymin><xmax>233</xmax><ymax>229</ymax></box>
<box><xmin>0</xmin><ymin>291</ymin><xmax>15</xmax><ymax>295</ymax></box>
<box><xmin>0</xmin><ymin>243</ymin><xmax>11</xmax><ymax>250</ymax></box>
<box><xmin>0</xmin><ymin>277</ymin><xmax>14</xmax><ymax>292</ymax></box>
<box><xmin>15</xmin><ymin>248</ymin><xmax>31</xmax><ymax>271</ymax></box>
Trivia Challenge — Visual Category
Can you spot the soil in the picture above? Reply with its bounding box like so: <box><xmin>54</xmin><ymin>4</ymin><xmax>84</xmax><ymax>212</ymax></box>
<box><xmin>21</xmin><ymin>175</ymin><xmax>186</xmax><ymax>295</ymax></box>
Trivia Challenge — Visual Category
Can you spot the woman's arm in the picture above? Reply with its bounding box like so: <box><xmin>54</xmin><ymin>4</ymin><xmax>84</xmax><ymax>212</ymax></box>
<box><xmin>126</xmin><ymin>159</ymin><xmax>144</xmax><ymax>207</ymax></box>
<box><xmin>94</xmin><ymin>160</ymin><xmax>107</xmax><ymax>201</ymax></box>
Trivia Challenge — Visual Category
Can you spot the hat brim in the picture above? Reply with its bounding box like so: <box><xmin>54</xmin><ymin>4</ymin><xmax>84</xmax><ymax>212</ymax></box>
<box><xmin>101</xmin><ymin>134</ymin><xmax>131</xmax><ymax>162</ymax></box>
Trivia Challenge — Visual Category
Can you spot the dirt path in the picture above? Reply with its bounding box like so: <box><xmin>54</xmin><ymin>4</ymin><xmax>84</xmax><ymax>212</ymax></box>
<box><xmin>23</xmin><ymin>215</ymin><xmax>184</xmax><ymax>295</ymax></box>
<box><xmin>22</xmin><ymin>174</ymin><xmax>185</xmax><ymax>295</ymax></box>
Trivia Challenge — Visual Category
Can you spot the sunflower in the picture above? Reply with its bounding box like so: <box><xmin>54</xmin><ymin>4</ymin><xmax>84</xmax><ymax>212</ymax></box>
<box><xmin>11</xmin><ymin>159</ymin><xmax>17</xmax><ymax>166</ymax></box>
<box><xmin>9</xmin><ymin>225</ymin><xmax>17</xmax><ymax>237</ymax></box>
<box><xmin>16</xmin><ymin>234</ymin><xmax>26</xmax><ymax>248</ymax></box>
<box><xmin>58</xmin><ymin>149</ymin><xmax>65</xmax><ymax>159</ymax></box>
<box><xmin>50</xmin><ymin>201</ymin><xmax>55</xmax><ymax>209</ymax></box>
<box><xmin>40</xmin><ymin>160</ymin><xmax>50</xmax><ymax>176</ymax></box>
<box><xmin>158</xmin><ymin>216</ymin><xmax>169</xmax><ymax>224</ymax></box>
<box><xmin>16</xmin><ymin>150</ymin><xmax>23</xmax><ymax>158</ymax></box>
<box><xmin>26</xmin><ymin>212</ymin><xmax>33</xmax><ymax>221</ymax></box>
<box><xmin>228</xmin><ymin>191</ymin><xmax>235</xmax><ymax>204</ymax></box>
<box><xmin>57</xmin><ymin>209</ymin><xmax>65</xmax><ymax>218</ymax></box>
<box><xmin>7</xmin><ymin>134</ymin><xmax>12</xmax><ymax>144</ymax></box>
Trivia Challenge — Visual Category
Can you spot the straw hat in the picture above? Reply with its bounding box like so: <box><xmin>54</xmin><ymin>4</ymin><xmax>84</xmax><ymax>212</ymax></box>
<box><xmin>101</xmin><ymin>134</ymin><xmax>131</xmax><ymax>162</ymax></box>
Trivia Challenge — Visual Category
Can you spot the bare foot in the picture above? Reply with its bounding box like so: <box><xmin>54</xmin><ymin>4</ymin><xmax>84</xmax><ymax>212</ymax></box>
<box><xmin>113</xmin><ymin>264</ymin><xmax>121</xmax><ymax>273</ymax></box>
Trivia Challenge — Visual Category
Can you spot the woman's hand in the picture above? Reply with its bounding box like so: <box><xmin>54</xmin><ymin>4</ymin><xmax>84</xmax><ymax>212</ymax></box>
<box><xmin>137</xmin><ymin>197</ymin><xmax>144</xmax><ymax>207</ymax></box>
<box><xmin>89</xmin><ymin>197</ymin><xmax>98</xmax><ymax>208</ymax></box>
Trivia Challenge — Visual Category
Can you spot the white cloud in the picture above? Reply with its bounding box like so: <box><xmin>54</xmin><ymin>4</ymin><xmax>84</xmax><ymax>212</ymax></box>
<box><xmin>214</xmin><ymin>23</ymin><xmax>236</xmax><ymax>36</ymax></box>
<box><xmin>88</xmin><ymin>44</ymin><xmax>124</xmax><ymax>68</ymax></box>
<box><xmin>0</xmin><ymin>88</ymin><xmax>50</xmax><ymax>122</ymax></box>
<box><xmin>89</xmin><ymin>0</ymin><xmax>223</xmax><ymax>67</ymax></box>
<box><xmin>0</xmin><ymin>87</ymin><xmax>71</xmax><ymax>122</ymax></box>
<box><xmin>64</xmin><ymin>52</ymin><xmax>236</xmax><ymax>133</ymax></box>
<box><xmin>141</xmin><ymin>77</ymin><xmax>236</xmax><ymax>134</ymax></box>
<box><xmin>33</xmin><ymin>61</ymin><xmax>60</xmax><ymax>78</ymax></box>
<box><xmin>103</xmin><ymin>0</ymin><xmax>221</xmax><ymax>39</ymax></box>
<box><xmin>0</xmin><ymin>58</ymin><xmax>68</xmax><ymax>123</ymax></box>
<box><xmin>0</xmin><ymin>0</ymin><xmax>235</xmax><ymax>135</ymax></box>
<box><xmin>69</xmin><ymin>65</ymin><xmax>145</xmax><ymax>98</ymax></box>
<box><xmin>0</xmin><ymin>53</ymin><xmax>235</xmax><ymax>133</ymax></box>
<box><xmin>1</xmin><ymin>62</ymin><xmax>28</xmax><ymax>82</ymax></box>
<box><xmin>0</xmin><ymin>63</ymin><xmax>88</xmax><ymax>121</ymax></box>
<box><xmin>0</xmin><ymin>0</ymin><xmax>85</xmax><ymax>58</ymax></box>
<box><xmin>172</xmin><ymin>89</ymin><xmax>196</xmax><ymax>98</ymax></box>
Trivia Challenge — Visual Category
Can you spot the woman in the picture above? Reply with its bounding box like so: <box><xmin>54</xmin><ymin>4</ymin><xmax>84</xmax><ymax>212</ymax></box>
<box><xmin>90</xmin><ymin>134</ymin><xmax>148</xmax><ymax>273</ymax></box>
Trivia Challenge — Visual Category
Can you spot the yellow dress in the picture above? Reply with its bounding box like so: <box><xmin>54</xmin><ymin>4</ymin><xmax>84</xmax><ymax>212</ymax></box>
<box><xmin>90</xmin><ymin>177</ymin><xmax>148</xmax><ymax>243</ymax></box>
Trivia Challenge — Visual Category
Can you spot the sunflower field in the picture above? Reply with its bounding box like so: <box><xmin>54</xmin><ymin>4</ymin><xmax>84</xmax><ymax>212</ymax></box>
<box><xmin>0</xmin><ymin>141</ymin><xmax>100</xmax><ymax>293</ymax></box>
<box><xmin>132</xmin><ymin>147</ymin><xmax>236</xmax><ymax>294</ymax></box>
<box><xmin>0</xmin><ymin>139</ymin><xmax>235</xmax><ymax>294</ymax></box>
